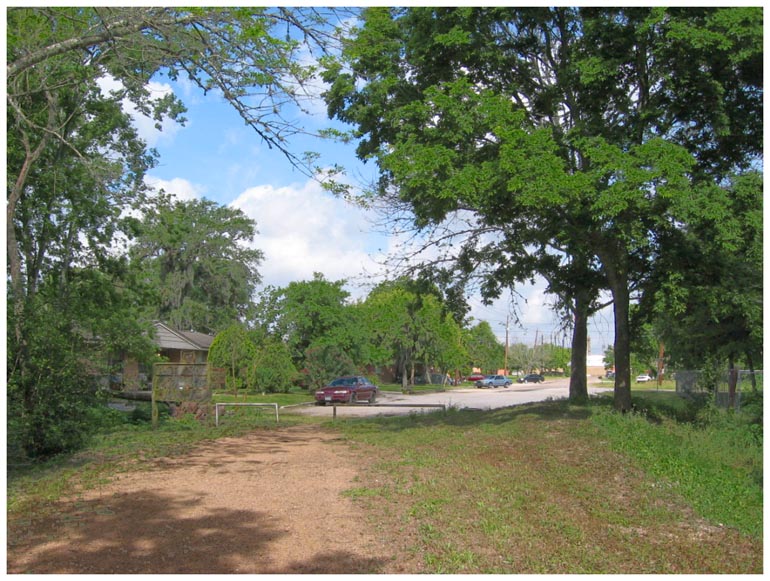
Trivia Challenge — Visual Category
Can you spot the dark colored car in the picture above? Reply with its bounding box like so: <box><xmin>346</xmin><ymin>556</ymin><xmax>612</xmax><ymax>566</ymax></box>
<box><xmin>315</xmin><ymin>376</ymin><xmax>378</xmax><ymax>405</ymax></box>
<box><xmin>518</xmin><ymin>373</ymin><xmax>545</xmax><ymax>384</ymax></box>
<box><xmin>466</xmin><ymin>373</ymin><xmax>486</xmax><ymax>382</ymax></box>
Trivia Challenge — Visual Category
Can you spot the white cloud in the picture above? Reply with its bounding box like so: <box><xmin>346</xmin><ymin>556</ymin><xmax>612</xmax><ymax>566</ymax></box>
<box><xmin>144</xmin><ymin>176</ymin><xmax>205</xmax><ymax>201</ymax></box>
<box><xmin>230</xmin><ymin>180</ymin><xmax>387</xmax><ymax>296</ymax></box>
<box><xmin>97</xmin><ymin>75</ymin><xmax>183</xmax><ymax>147</ymax></box>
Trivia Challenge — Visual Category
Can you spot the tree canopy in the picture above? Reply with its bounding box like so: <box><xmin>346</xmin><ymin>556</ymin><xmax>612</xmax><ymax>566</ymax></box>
<box><xmin>129</xmin><ymin>196</ymin><xmax>263</xmax><ymax>334</ymax></box>
<box><xmin>6</xmin><ymin>7</ymin><xmax>349</xmax><ymax>457</ymax></box>
<box><xmin>323</xmin><ymin>6</ymin><xmax>762</xmax><ymax>410</ymax></box>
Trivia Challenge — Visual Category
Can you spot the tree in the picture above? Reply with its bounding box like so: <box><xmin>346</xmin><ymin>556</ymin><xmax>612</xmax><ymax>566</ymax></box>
<box><xmin>302</xmin><ymin>343</ymin><xmax>358</xmax><ymax>392</ymax></box>
<box><xmin>603</xmin><ymin>347</ymin><xmax>615</xmax><ymax>373</ymax></box>
<box><xmin>248</xmin><ymin>340</ymin><xmax>297</xmax><ymax>394</ymax></box>
<box><xmin>7</xmin><ymin>7</ymin><xmax>348</xmax><ymax>454</ymax></box>
<box><xmin>646</xmin><ymin>172</ymin><xmax>763</xmax><ymax>372</ymax></box>
<box><xmin>323</xmin><ymin>7</ymin><xmax>762</xmax><ymax>411</ymax></box>
<box><xmin>129</xmin><ymin>196</ymin><xmax>263</xmax><ymax>334</ymax></box>
<box><xmin>464</xmin><ymin>322</ymin><xmax>504</xmax><ymax>374</ymax></box>
<box><xmin>251</xmin><ymin>274</ymin><xmax>363</xmax><ymax>368</ymax></box>
<box><xmin>208</xmin><ymin>323</ymin><xmax>256</xmax><ymax>397</ymax></box>
<box><xmin>360</xmin><ymin>285</ymin><xmax>417</xmax><ymax>391</ymax></box>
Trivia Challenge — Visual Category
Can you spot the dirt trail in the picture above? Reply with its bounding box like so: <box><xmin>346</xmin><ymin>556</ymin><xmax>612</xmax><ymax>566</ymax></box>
<box><xmin>7</xmin><ymin>425</ymin><xmax>401</xmax><ymax>574</ymax></box>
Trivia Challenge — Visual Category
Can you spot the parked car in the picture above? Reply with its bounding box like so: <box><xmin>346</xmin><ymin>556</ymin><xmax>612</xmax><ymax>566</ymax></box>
<box><xmin>476</xmin><ymin>375</ymin><xmax>512</xmax><ymax>388</ymax></box>
<box><xmin>636</xmin><ymin>374</ymin><xmax>653</xmax><ymax>383</ymax></box>
<box><xmin>315</xmin><ymin>376</ymin><xmax>378</xmax><ymax>405</ymax></box>
<box><xmin>466</xmin><ymin>373</ymin><xmax>486</xmax><ymax>382</ymax></box>
<box><xmin>518</xmin><ymin>373</ymin><xmax>545</xmax><ymax>384</ymax></box>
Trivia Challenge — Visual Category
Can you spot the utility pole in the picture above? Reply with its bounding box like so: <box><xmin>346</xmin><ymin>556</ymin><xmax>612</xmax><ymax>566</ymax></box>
<box><xmin>500</xmin><ymin>316</ymin><xmax>510</xmax><ymax>375</ymax></box>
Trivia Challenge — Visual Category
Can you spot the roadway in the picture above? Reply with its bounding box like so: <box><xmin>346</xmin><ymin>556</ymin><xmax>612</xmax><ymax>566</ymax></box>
<box><xmin>293</xmin><ymin>376</ymin><xmax>613</xmax><ymax>418</ymax></box>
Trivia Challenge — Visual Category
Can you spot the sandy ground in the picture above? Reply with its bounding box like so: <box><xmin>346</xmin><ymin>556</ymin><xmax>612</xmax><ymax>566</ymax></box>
<box><xmin>7</xmin><ymin>425</ymin><xmax>403</xmax><ymax>574</ymax></box>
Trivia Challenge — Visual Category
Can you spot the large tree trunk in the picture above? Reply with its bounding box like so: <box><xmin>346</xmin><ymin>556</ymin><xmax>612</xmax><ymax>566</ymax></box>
<box><xmin>598</xmin><ymin>245</ymin><xmax>633</xmax><ymax>412</ymax></box>
<box><xmin>568</xmin><ymin>290</ymin><xmax>589</xmax><ymax>403</ymax></box>
<box><xmin>609</xmin><ymin>276</ymin><xmax>632</xmax><ymax>412</ymax></box>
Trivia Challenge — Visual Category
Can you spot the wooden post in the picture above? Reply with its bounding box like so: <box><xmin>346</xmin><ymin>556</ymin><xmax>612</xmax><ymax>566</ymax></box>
<box><xmin>151</xmin><ymin>373</ymin><xmax>158</xmax><ymax>429</ymax></box>
<box><xmin>657</xmin><ymin>341</ymin><xmax>665</xmax><ymax>389</ymax></box>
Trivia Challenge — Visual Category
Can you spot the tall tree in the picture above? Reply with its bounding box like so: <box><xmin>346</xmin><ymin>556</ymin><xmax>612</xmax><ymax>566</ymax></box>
<box><xmin>129</xmin><ymin>197</ymin><xmax>263</xmax><ymax>334</ymax></box>
<box><xmin>645</xmin><ymin>172</ymin><xmax>763</xmax><ymax>371</ymax></box>
<box><xmin>7</xmin><ymin>7</ymin><xmax>346</xmax><ymax>455</ymax></box>
<box><xmin>464</xmin><ymin>321</ymin><xmax>504</xmax><ymax>374</ymax></box>
<box><xmin>8</xmin><ymin>7</ymin><xmax>347</xmax><ymax>337</ymax></box>
<box><xmin>323</xmin><ymin>7</ymin><xmax>762</xmax><ymax>411</ymax></box>
<box><xmin>251</xmin><ymin>274</ymin><xmax>362</xmax><ymax>367</ymax></box>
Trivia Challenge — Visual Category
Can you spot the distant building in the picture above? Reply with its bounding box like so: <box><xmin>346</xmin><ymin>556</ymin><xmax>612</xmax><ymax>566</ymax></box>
<box><xmin>119</xmin><ymin>322</ymin><xmax>215</xmax><ymax>390</ymax></box>
<box><xmin>586</xmin><ymin>354</ymin><xmax>606</xmax><ymax>377</ymax></box>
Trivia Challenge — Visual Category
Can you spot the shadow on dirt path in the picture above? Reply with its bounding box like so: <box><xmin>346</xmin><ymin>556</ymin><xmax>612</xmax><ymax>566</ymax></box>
<box><xmin>7</xmin><ymin>426</ymin><xmax>396</xmax><ymax>574</ymax></box>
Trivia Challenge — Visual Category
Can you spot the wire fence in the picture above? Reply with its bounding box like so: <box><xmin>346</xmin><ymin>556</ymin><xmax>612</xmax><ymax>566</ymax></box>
<box><xmin>151</xmin><ymin>363</ymin><xmax>226</xmax><ymax>425</ymax></box>
<box><xmin>674</xmin><ymin>369</ymin><xmax>763</xmax><ymax>410</ymax></box>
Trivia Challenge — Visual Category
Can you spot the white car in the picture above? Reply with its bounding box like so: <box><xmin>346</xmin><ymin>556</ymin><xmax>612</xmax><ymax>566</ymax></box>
<box><xmin>636</xmin><ymin>374</ymin><xmax>652</xmax><ymax>383</ymax></box>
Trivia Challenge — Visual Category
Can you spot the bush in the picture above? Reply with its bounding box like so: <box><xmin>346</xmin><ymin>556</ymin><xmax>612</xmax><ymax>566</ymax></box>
<box><xmin>301</xmin><ymin>343</ymin><xmax>357</xmax><ymax>391</ymax></box>
<box><xmin>7</xmin><ymin>318</ymin><xmax>102</xmax><ymax>458</ymax></box>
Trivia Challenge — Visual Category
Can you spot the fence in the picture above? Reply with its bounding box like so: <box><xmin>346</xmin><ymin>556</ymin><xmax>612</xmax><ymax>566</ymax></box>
<box><xmin>151</xmin><ymin>363</ymin><xmax>226</xmax><ymax>426</ymax></box>
<box><xmin>675</xmin><ymin>369</ymin><xmax>763</xmax><ymax>410</ymax></box>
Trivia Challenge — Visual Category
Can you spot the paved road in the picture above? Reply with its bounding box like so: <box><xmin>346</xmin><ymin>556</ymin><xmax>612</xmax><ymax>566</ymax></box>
<box><xmin>293</xmin><ymin>377</ymin><xmax>613</xmax><ymax>419</ymax></box>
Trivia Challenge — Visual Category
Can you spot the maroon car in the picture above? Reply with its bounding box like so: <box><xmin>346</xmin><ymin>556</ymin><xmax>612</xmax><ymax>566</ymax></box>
<box><xmin>314</xmin><ymin>376</ymin><xmax>378</xmax><ymax>405</ymax></box>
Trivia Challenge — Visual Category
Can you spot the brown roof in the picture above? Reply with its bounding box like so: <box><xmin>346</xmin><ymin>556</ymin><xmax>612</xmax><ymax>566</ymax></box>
<box><xmin>154</xmin><ymin>321</ymin><xmax>215</xmax><ymax>351</ymax></box>
<box><xmin>176</xmin><ymin>329</ymin><xmax>215</xmax><ymax>350</ymax></box>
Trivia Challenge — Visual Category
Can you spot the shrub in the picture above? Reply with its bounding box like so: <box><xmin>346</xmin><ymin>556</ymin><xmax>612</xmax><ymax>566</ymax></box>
<box><xmin>7</xmin><ymin>317</ymin><xmax>101</xmax><ymax>458</ymax></box>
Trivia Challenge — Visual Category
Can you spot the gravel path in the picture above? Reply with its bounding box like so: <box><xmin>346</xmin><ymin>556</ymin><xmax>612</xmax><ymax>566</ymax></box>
<box><xmin>7</xmin><ymin>425</ymin><xmax>399</xmax><ymax>574</ymax></box>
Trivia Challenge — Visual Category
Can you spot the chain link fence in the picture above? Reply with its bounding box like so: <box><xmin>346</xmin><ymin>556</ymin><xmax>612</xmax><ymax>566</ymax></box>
<box><xmin>151</xmin><ymin>363</ymin><xmax>225</xmax><ymax>425</ymax></box>
<box><xmin>675</xmin><ymin>369</ymin><xmax>763</xmax><ymax>410</ymax></box>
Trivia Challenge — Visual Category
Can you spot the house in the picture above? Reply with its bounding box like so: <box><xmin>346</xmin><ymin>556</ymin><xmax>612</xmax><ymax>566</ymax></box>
<box><xmin>153</xmin><ymin>322</ymin><xmax>215</xmax><ymax>364</ymax></box>
<box><xmin>120</xmin><ymin>322</ymin><xmax>215</xmax><ymax>390</ymax></box>
<box><xmin>586</xmin><ymin>354</ymin><xmax>607</xmax><ymax>378</ymax></box>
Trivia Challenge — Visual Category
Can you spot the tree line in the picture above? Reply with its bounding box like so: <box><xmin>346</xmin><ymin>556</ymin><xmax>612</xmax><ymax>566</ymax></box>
<box><xmin>7</xmin><ymin>7</ymin><xmax>762</xmax><ymax>458</ymax></box>
<box><xmin>207</xmin><ymin>272</ymin><xmax>574</xmax><ymax>396</ymax></box>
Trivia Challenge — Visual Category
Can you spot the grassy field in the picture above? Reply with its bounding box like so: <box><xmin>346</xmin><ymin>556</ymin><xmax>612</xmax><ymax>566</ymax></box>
<box><xmin>8</xmin><ymin>390</ymin><xmax>762</xmax><ymax>574</ymax></box>
<box><xmin>337</xmin><ymin>392</ymin><xmax>762</xmax><ymax>574</ymax></box>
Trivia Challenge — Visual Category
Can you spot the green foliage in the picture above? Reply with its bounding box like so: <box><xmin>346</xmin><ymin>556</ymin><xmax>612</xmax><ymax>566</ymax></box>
<box><xmin>7</xmin><ymin>308</ymin><xmax>101</xmax><ymax>459</ymax></box>
<box><xmin>208</xmin><ymin>323</ymin><xmax>256</xmax><ymax>395</ymax></box>
<box><xmin>130</xmin><ymin>197</ymin><xmax>263</xmax><ymax>334</ymax></box>
<box><xmin>6</xmin><ymin>7</ymin><xmax>347</xmax><ymax>460</ymax></box>
<box><xmin>358</xmin><ymin>280</ymin><xmax>467</xmax><ymax>385</ymax></box>
<box><xmin>302</xmin><ymin>342</ymin><xmax>358</xmax><ymax>391</ymax></box>
<box><xmin>251</xmin><ymin>274</ymin><xmax>365</xmax><ymax>368</ymax></box>
<box><xmin>209</xmin><ymin>324</ymin><xmax>297</xmax><ymax>394</ymax></box>
<box><xmin>648</xmin><ymin>172</ymin><xmax>763</xmax><ymax>369</ymax></box>
<box><xmin>464</xmin><ymin>322</ymin><xmax>503</xmax><ymax>373</ymax></box>
<box><xmin>248</xmin><ymin>339</ymin><xmax>297</xmax><ymax>394</ymax></box>
<box><xmin>323</xmin><ymin>7</ymin><xmax>762</xmax><ymax>411</ymax></box>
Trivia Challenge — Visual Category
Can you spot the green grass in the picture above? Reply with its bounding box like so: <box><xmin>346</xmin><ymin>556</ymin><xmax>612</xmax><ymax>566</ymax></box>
<box><xmin>337</xmin><ymin>395</ymin><xmax>762</xmax><ymax>574</ymax></box>
<box><xmin>8</xmin><ymin>391</ymin><xmax>762</xmax><ymax>574</ymax></box>
<box><xmin>212</xmin><ymin>390</ymin><xmax>314</xmax><ymax>406</ymax></box>
<box><xmin>378</xmin><ymin>382</ymin><xmax>463</xmax><ymax>393</ymax></box>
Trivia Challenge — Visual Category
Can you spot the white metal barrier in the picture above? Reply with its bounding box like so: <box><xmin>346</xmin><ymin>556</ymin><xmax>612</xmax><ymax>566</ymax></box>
<box><xmin>213</xmin><ymin>401</ymin><xmax>448</xmax><ymax>425</ymax></box>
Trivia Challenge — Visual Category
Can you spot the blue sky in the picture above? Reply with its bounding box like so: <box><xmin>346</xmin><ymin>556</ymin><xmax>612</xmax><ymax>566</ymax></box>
<box><xmin>119</xmin><ymin>57</ymin><xmax>615</xmax><ymax>357</ymax></box>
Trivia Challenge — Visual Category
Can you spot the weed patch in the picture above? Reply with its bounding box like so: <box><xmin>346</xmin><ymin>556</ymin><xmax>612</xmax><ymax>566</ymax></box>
<box><xmin>339</xmin><ymin>400</ymin><xmax>762</xmax><ymax>574</ymax></box>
